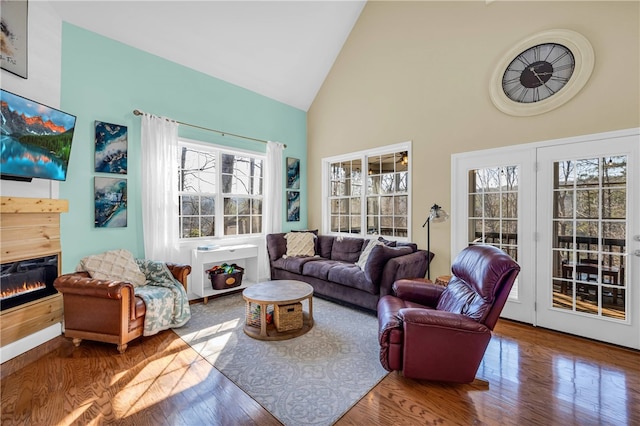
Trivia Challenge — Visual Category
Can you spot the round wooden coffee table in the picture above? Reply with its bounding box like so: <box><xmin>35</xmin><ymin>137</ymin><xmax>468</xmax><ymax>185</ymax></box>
<box><xmin>242</xmin><ymin>280</ymin><xmax>314</xmax><ymax>341</ymax></box>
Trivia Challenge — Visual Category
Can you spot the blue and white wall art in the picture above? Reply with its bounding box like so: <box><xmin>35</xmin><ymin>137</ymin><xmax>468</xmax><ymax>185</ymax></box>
<box><xmin>287</xmin><ymin>190</ymin><xmax>300</xmax><ymax>222</ymax></box>
<box><xmin>286</xmin><ymin>157</ymin><xmax>300</xmax><ymax>189</ymax></box>
<box><xmin>95</xmin><ymin>120</ymin><xmax>127</xmax><ymax>174</ymax></box>
<box><xmin>94</xmin><ymin>176</ymin><xmax>127</xmax><ymax>228</ymax></box>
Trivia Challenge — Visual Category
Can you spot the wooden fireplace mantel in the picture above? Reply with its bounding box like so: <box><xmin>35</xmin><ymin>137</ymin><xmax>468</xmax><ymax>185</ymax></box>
<box><xmin>1</xmin><ymin>197</ymin><xmax>68</xmax><ymax>263</ymax></box>
<box><xmin>0</xmin><ymin>197</ymin><xmax>68</xmax><ymax>347</ymax></box>
<box><xmin>0</xmin><ymin>196</ymin><xmax>69</xmax><ymax>213</ymax></box>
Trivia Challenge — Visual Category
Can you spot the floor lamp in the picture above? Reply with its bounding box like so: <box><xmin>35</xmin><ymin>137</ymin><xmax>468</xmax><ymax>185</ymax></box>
<box><xmin>422</xmin><ymin>203</ymin><xmax>449</xmax><ymax>280</ymax></box>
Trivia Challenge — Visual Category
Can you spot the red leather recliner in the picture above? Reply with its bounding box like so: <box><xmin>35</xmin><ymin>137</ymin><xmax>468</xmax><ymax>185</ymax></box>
<box><xmin>377</xmin><ymin>244</ymin><xmax>520</xmax><ymax>383</ymax></box>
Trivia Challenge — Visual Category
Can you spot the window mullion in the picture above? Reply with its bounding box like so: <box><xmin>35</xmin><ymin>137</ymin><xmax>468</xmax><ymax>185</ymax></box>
<box><xmin>215</xmin><ymin>149</ymin><xmax>223</xmax><ymax>237</ymax></box>
<box><xmin>361</xmin><ymin>154</ymin><xmax>367</xmax><ymax>238</ymax></box>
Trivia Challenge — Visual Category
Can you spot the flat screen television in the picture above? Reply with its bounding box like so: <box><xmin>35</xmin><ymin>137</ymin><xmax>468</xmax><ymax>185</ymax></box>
<box><xmin>0</xmin><ymin>89</ymin><xmax>76</xmax><ymax>182</ymax></box>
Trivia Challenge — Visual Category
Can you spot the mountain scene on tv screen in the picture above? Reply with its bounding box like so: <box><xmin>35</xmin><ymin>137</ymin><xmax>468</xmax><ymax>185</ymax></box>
<box><xmin>0</xmin><ymin>94</ymin><xmax>75</xmax><ymax>181</ymax></box>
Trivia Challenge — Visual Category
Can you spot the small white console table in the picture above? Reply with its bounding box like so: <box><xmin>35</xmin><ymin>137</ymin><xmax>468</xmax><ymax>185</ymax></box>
<box><xmin>191</xmin><ymin>244</ymin><xmax>259</xmax><ymax>303</ymax></box>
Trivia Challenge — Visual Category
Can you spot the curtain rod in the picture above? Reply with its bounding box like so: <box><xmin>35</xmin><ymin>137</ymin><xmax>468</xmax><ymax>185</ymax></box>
<box><xmin>132</xmin><ymin>109</ymin><xmax>286</xmax><ymax>148</ymax></box>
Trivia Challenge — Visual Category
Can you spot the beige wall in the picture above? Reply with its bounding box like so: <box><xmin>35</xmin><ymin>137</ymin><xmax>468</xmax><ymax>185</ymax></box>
<box><xmin>307</xmin><ymin>1</ymin><xmax>640</xmax><ymax>277</ymax></box>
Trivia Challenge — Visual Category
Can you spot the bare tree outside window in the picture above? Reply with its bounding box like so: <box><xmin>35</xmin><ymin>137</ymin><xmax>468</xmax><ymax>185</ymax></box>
<box><xmin>221</xmin><ymin>154</ymin><xmax>263</xmax><ymax>236</ymax></box>
<box><xmin>178</xmin><ymin>144</ymin><xmax>263</xmax><ymax>239</ymax></box>
<box><xmin>468</xmin><ymin>166</ymin><xmax>519</xmax><ymax>259</ymax></box>
<box><xmin>178</xmin><ymin>147</ymin><xmax>216</xmax><ymax>238</ymax></box>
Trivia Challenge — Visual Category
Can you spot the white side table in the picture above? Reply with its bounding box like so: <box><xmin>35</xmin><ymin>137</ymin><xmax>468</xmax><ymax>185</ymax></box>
<box><xmin>191</xmin><ymin>244</ymin><xmax>259</xmax><ymax>303</ymax></box>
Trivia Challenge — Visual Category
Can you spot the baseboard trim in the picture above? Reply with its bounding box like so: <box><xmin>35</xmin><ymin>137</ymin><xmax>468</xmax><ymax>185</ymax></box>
<box><xmin>0</xmin><ymin>335</ymin><xmax>65</xmax><ymax>380</ymax></box>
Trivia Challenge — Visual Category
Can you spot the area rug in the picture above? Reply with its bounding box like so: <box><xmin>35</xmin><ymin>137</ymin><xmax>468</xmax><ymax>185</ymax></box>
<box><xmin>174</xmin><ymin>293</ymin><xmax>388</xmax><ymax>425</ymax></box>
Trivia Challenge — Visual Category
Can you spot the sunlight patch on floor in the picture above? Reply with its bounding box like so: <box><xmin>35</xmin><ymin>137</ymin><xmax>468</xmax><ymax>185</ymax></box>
<box><xmin>189</xmin><ymin>331</ymin><xmax>234</xmax><ymax>363</ymax></box>
<box><xmin>183</xmin><ymin>318</ymin><xmax>241</xmax><ymax>340</ymax></box>
<box><xmin>109</xmin><ymin>370</ymin><xmax>128</xmax><ymax>387</ymax></box>
<box><xmin>114</xmin><ymin>348</ymin><xmax>215</xmax><ymax>418</ymax></box>
<box><xmin>58</xmin><ymin>400</ymin><xmax>94</xmax><ymax>425</ymax></box>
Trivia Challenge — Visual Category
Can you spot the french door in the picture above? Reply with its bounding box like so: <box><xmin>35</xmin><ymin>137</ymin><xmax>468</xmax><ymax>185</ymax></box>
<box><xmin>451</xmin><ymin>148</ymin><xmax>535</xmax><ymax>324</ymax></box>
<box><xmin>536</xmin><ymin>132</ymin><xmax>639</xmax><ymax>349</ymax></box>
<box><xmin>452</xmin><ymin>128</ymin><xmax>639</xmax><ymax>349</ymax></box>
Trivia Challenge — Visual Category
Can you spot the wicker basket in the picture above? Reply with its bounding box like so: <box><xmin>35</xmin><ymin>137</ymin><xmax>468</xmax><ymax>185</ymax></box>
<box><xmin>274</xmin><ymin>302</ymin><xmax>303</xmax><ymax>332</ymax></box>
<box><xmin>245</xmin><ymin>303</ymin><xmax>273</xmax><ymax>328</ymax></box>
<box><xmin>209</xmin><ymin>270</ymin><xmax>243</xmax><ymax>290</ymax></box>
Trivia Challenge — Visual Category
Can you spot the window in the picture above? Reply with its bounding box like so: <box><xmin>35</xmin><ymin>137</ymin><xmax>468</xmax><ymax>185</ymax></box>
<box><xmin>367</xmin><ymin>152</ymin><xmax>409</xmax><ymax>237</ymax></box>
<box><xmin>324</xmin><ymin>143</ymin><xmax>410</xmax><ymax>239</ymax></box>
<box><xmin>329</xmin><ymin>159</ymin><xmax>363</xmax><ymax>234</ymax></box>
<box><xmin>178</xmin><ymin>140</ymin><xmax>264</xmax><ymax>239</ymax></box>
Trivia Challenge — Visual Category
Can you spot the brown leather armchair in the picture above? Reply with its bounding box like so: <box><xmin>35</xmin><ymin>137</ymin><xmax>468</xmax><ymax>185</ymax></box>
<box><xmin>377</xmin><ymin>245</ymin><xmax>520</xmax><ymax>383</ymax></box>
<box><xmin>54</xmin><ymin>263</ymin><xmax>191</xmax><ymax>354</ymax></box>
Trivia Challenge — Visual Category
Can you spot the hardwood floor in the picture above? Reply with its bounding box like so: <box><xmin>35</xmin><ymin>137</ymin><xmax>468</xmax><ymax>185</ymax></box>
<box><xmin>2</xmin><ymin>319</ymin><xmax>639</xmax><ymax>425</ymax></box>
<box><xmin>339</xmin><ymin>320</ymin><xmax>640</xmax><ymax>425</ymax></box>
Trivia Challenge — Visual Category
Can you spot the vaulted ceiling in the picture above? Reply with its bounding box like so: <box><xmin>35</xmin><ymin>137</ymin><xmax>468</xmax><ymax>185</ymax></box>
<box><xmin>51</xmin><ymin>1</ymin><xmax>366</xmax><ymax>111</ymax></box>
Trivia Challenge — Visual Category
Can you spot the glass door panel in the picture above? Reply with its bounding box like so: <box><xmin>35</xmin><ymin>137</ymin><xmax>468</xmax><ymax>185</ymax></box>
<box><xmin>551</xmin><ymin>157</ymin><xmax>627</xmax><ymax>320</ymax></box>
<box><xmin>468</xmin><ymin>166</ymin><xmax>520</xmax><ymax>298</ymax></box>
<box><xmin>537</xmin><ymin>133</ymin><xmax>639</xmax><ymax>349</ymax></box>
<box><xmin>453</xmin><ymin>147</ymin><xmax>535</xmax><ymax>324</ymax></box>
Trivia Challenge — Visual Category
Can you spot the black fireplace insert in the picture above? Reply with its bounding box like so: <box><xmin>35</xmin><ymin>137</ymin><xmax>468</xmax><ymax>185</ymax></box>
<box><xmin>1</xmin><ymin>254</ymin><xmax>59</xmax><ymax>311</ymax></box>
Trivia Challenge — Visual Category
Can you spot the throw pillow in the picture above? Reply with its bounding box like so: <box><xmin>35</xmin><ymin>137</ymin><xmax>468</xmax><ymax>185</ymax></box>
<box><xmin>364</xmin><ymin>245</ymin><xmax>413</xmax><ymax>284</ymax></box>
<box><xmin>378</xmin><ymin>236</ymin><xmax>397</xmax><ymax>247</ymax></box>
<box><xmin>356</xmin><ymin>240</ymin><xmax>384</xmax><ymax>270</ymax></box>
<box><xmin>292</xmin><ymin>229</ymin><xmax>319</xmax><ymax>253</ymax></box>
<box><xmin>330</xmin><ymin>237</ymin><xmax>364</xmax><ymax>262</ymax></box>
<box><xmin>77</xmin><ymin>249</ymin><xmax>147</xmax><ymax>287</ymax></box>
<box><xmin>284</xmin><ymin>232</ymin><xmax>316</xmax><ymax>257</ymax></box>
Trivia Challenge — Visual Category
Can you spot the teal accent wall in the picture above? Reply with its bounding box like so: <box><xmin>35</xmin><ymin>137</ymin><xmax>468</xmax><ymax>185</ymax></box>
<box><xmin>59</xmin><ymin>23</ymin><xmax>307</xmax><ymax>272</ymax></box>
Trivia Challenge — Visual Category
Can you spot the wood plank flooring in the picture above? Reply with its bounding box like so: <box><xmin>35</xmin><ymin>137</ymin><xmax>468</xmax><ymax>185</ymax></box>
<box><xmin>2</xmin><ymin>319</ymin><xmax>639</xmax><ymax>425</ymax></box>
<box><xmin>338</xmin><ymin>320</ymin><xmax>640</xmax><ymax>425</ymax></box>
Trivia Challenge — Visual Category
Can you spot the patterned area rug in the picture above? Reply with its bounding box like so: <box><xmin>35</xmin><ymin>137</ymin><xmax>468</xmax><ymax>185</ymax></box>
<box><xmin>174</xmin><ymin>292</ymin><xmax>388</xmax><ymax>425</ymax></box>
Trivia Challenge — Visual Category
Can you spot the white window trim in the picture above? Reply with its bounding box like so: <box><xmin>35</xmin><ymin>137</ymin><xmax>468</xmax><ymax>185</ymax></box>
<box><xmin>178</xmin><ymin>137</ymin><xmax>266</xmax><ymax>242</ymax></box>
<box><xmin>321</xmin><ymin>141</ymin><xmax>412</xmax><ymax>240</ymax></box>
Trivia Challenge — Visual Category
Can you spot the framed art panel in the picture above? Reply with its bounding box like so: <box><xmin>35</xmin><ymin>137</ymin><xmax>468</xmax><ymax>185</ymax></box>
<box><xmin>0</xmin><ymin>0</ymin><xmax>28</xmax><ymax>78</ymax></box>
<box><xmin>286</xmin><ymin>157</ymin><xmax>300</xmax><ymax>189</ymax></box>
<box><xmin>287</xmin><ymin>191</ymin><xmax>300</xmax><ymax>222</ymax></box>
<box><xmin>95</xmin><ymin>121</ymin><xmax>128</xmax><ymax>174</ymax></box>
<box><xmin>94</xmin><ymin>177</ymin><xmax>127</xmax><ymax>228</ymax></box>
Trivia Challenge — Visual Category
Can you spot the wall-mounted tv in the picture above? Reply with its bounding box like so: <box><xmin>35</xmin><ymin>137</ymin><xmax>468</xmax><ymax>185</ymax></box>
<box><xmin>0</xmin><ymin>89</ymin><xmax>76</xmax><ymax>182</ymax></box>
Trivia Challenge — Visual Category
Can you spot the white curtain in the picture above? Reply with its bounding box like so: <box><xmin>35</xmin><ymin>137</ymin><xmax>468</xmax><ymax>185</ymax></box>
<box><xmin>263</xmin><ymin>141</ymin><xmax>285</xmax><ymax>278</ymax></box>
<box><xmin>265</xmin><ymin>141</ymin><xmax>285</xmax><ymax>234</ymax></box>
<box><xmin>140</xmin><ymin>114</ymin><xmax>180</xmax><ymax>262</ymax></box>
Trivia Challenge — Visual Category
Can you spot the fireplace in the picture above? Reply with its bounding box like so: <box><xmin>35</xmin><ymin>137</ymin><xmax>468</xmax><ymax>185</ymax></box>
<box><xmin>0</xmin><ymin>197</ymin><xmax>67</xmax><ymax>364</ymax></box>
<box><xmin>1</xmin><ymin>255</ymin><xmax>59</xmax><ymax>311</ymax></box>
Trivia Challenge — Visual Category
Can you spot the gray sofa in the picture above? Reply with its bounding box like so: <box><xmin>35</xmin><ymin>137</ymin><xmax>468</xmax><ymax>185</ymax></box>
<box><xmin>266</xmin><ymin>233</ymin><xmax>433</xmax><ymax>312</ymax></box>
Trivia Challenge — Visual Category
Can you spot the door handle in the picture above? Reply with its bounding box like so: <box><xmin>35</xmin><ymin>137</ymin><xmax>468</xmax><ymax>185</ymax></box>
<box><xmin>634</xmin><ymin>249</ymin><xmax>640</xmax><ymax>257</ymax></box>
